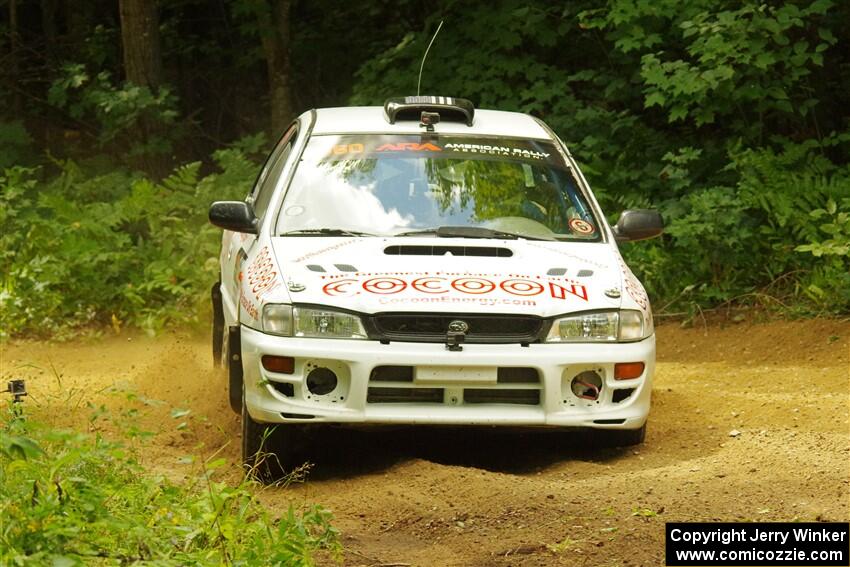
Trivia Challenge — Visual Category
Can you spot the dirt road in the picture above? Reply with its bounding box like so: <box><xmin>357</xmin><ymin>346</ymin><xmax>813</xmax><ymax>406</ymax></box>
<box><xmin>2</xmin><ymin>319</ymin><xmax>848</xmax><ymax>566</ymax></box>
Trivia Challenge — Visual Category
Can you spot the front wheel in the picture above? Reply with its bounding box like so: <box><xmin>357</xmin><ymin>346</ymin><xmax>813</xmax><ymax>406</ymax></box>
<box><xmin>241</xmin><ymin>389</ymin><xmax>297</xmax><ymax>483</ymax></box>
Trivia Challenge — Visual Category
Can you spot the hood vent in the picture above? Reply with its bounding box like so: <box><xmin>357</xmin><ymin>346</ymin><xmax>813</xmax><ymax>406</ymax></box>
<box><xmin>384</xmin><ymin>245</ymin><xmax>512</xmax><ymax>257</ymax></box>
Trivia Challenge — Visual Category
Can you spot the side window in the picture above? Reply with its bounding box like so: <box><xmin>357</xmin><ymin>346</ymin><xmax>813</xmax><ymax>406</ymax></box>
<box><xmin>251</xmin><ymin>123</ymin><xmax>297</xmax><ymax>219</ymax></box>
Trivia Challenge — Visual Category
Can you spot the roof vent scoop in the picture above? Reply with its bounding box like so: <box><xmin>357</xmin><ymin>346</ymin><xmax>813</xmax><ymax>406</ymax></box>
<box><xmin>384</xmin><ymin>96</ymin><xmax>474</xmax><ymax>126</ymax></box>
<box><xmin>385</xmin><ymin>245</ymin><xmax>512</xmax><ymax>257</ymax></box>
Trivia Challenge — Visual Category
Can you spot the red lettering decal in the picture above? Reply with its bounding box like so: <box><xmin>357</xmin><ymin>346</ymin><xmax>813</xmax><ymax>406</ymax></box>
<box><xmin>618</xmin><ymin>257</ymin><xmax>649</xmax><ymax>309</ymax></box>
<box><xmin>323</xmin><ymin>279</ymin><xmax>357</xmax><ymax>296</ymax></box>
<box><xmin>363</xmin><ymin>277</ymin><xmax>407</xmax><ymax>295</ymax></box>
<box><xmin>549</xmin><ymin>281</ymin><xmax>588</xmax><ymax>301</ymax></box>
<box><xmin>412</xmin><ymin>277</ymin><xmax>448</xmax><ymax>294</ymax></box>
<box><xmin>375</xmin><ymin>142</ymin><xmax>442</xmax><ymax>152</ymax></box>
<box><xmin>239</xmin><ymin>290</ymin><xmax>259</xmax><ymax>320</ymax></box>
<box><xmin>451</xmin><ymin>277</ymin><xmax>496</xmax><ymax>295</ymax></box>
<box><xmin>251</xmin><ymin>270</ymin><xmax>278</xmax><ymax>295</ymax></box>
<box><xmin>500</xmin><ymin>279</ymin><xmax>544</xmax><ymax>296</ymax></box>
<box><xmin>246</xmin><ymin>246</ymin><xmax>280</xmax><ymax>299</ymax></box>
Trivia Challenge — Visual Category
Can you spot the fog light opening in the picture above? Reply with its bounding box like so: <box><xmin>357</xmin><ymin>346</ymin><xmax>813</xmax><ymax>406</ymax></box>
<box><xmin>571</xmin><ymin>370</ymin><xmax>603</xmax><ymax>401</ymax></box>
<box><xmin>614</xmin><ymin>362</ymin><xmax>645</xmax><ymax>380</ymax></box>
<box><xmin>306</xmin><ymin>367</ymin><xmax>338</xmax><ymax>396</ymax></box>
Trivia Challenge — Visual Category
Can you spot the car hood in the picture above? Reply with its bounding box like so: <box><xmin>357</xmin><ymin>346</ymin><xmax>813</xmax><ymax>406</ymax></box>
<box><xmin>269</xmin><ymin>237</ymin><xmax>625</xmax><ymax>317</ymax></box>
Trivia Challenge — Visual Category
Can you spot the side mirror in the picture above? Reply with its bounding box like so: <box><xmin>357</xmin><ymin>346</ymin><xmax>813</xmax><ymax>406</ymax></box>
<box><xmin>209</xmin><ymin>201</ymin><xmax>258</xmax><ymax>234</ymax></box>
<box><xmin>613</xmin><ymin>209</ymin><xmax>664</xmax><ymax>242</ymax></box>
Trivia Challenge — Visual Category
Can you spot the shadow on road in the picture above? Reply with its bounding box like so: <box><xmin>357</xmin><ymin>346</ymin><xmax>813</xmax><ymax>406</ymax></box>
<box><xmin>297</xmin><ymin>425</ymin><xmax>634</xmax><ymax>480</ymax></box>
<box><xmin>275</xmin><ymin>385</ymin><xmax>721</xmax><ymax>481</ymax></box>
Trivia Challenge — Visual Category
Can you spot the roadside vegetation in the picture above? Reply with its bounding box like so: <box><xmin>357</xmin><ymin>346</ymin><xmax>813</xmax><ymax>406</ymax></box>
<box><xmin>1</xmin><ymin>1</ymin><xmax>848</xmax><ymax>339</ymax></box>
<box><xmin>0</xmin><ymin>402</ymin><xmax>340</xmax><ymax>565</ymax></box>
<box><xmin>0</xmin><ymin>4</ymin><xmax>847</xmax><ymax>563</ymax></box>
<box><xmin>0</xmin><ymin>147</ymin><xmax>257</xmax><ymax>338</ymax></box>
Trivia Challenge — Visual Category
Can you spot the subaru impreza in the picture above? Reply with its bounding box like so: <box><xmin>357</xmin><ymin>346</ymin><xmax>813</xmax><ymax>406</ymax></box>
<box><xmin>209</xmin><ymin>96</ymin><xmax>664</xmax><ymax>478</ymax></box>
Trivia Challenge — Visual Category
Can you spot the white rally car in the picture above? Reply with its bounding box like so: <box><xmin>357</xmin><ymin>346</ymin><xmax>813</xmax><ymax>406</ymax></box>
<box><xmin>209</xmin><ymin>96</ymin><xmax>663</xmax><ymax>477</ymax></box>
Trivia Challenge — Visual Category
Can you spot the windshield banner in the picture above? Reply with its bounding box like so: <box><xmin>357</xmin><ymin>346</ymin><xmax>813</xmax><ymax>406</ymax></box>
<box><xmin>323</xmin><ymin>135</ymin><xmax>563</xmax><ymax>167</ymax></box>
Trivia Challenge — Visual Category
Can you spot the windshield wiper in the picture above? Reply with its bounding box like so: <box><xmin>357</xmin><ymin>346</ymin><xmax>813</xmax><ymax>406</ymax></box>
<box><xmin>280</xmin><ymin>228</ymin><xmax>376</xmax><ymax>237</ymax></box>
<box><xmin>395</xmin><ymin>226</ymin><xmax>556</xmax><ymax>241</ymax></box>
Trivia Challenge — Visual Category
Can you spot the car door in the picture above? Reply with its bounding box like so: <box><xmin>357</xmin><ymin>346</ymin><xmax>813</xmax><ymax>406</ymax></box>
<box><xmin>220</xmin><ymin>122</ymin><xmax>299</xmax><ymax>326</ymax></box>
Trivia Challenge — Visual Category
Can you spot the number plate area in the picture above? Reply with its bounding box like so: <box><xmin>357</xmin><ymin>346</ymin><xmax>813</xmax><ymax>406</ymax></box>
<box><xmin>414</xmin><ymin>366</ymin><xmax>498</xmax><ymax>385</ymax></box>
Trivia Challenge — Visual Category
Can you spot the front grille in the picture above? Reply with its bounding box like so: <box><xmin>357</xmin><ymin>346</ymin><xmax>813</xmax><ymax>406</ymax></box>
<box><xmin>464</xmin><ymin>389</ymin><xmax>540</xmax><ymax>405</ymax></box>
<box><xmin>369</xmin><ymin>313</ymin><xmax>543</xmax><ymax>344</ymax></box>
<box><xmin>497</xmin><ymin>367</ymin><xmax>539</xmax><ymax>384</ymax></box>
<box><xmin>366</xmin><ymin>366</ymin><xmax>542</xmax><ymax>406</ymax></box>
<box><xmin>370</xmin><ymin>365</ymin><xmax>414</xmax><ymax>382</ymax></box>
<box><xmin>367</xmin><ymin>387</ymin><xmax>444</xmax><ymax>403</ymax></box>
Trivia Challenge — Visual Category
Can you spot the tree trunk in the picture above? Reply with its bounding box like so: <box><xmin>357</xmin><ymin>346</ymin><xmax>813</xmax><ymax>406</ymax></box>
<box><xmin>119</xmin><ymin>0</ymin><xmax>163</xmax><ymax>91</ymax></box>
<box><xmin>40</xmin><ymin>0</ymin><xmax>58</xmax><ymax>53</ymax></box>
<box><xmin>118</xmin><ymin>0</ymin><xmax>166</xmax><ymax>176</ymax></box>
<box><xmin>66</xmin><ymin>0</ymin><xmax>94</xmax><ymax>49</ymax></box>
<box><xmin>257</xmin><ymin>0</ymin><xmax>294</xmax><ymax>133</ymax></box>
<box><xmin>8</xmin><ymin>0</ymin><xmax>21</xmax><ymax>114</ymax></box>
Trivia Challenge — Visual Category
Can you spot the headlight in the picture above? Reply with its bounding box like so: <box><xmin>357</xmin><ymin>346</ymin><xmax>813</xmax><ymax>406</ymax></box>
<box><xmin>619</xmin><ymin>310</ymin><xmax>653</xmax><ymax>341</ymax></box>
<box><xmin>262</xmin><ymin>304</ymin><xmax>367</xmax><ymax>339</ymax></box>
<box><xmin>262</xmin><ymin>304</ymin><xmax>293</xmax><ymax>336</ymax></box>
<box><xmin>545</xmin><ymin>310</ymin><xmax>652</xmax><ymax>342</ymax></box>
<box><xmin>293</xmin><ymin>307</ymin><xmax>367</xmax><ymax>339</ymax></box>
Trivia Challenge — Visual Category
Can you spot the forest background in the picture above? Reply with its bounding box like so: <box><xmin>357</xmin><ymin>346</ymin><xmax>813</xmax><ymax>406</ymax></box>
<box><xmin>1</xmin><ymin>0</ymin><xmax>848</xmax><ymax>338</ymax></box>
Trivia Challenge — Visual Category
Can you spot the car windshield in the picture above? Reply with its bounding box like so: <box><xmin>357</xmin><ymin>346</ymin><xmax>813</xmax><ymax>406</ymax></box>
<box><xmin>275</xmin><ymin>134</ymin><xmax>603</xmax><ymax>241</ymax></box>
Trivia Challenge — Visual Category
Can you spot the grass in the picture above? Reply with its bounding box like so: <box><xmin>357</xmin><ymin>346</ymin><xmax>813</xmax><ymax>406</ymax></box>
<box><xmin>0</xmin><ymin>401</ymin><xmax>340</xmax><ymax>566</ymax></box>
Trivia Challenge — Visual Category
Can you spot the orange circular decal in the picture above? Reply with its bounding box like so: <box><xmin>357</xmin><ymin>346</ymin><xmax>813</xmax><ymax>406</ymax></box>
<box><xmin>569</xmin><ymin>218</ymin><xmax>595</xmax><ymax>235</ymax></box>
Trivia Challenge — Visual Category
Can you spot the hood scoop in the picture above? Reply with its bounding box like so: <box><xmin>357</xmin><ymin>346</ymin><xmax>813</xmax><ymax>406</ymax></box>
<box><xmin>305</xmin><ymin>264</ymin><xmax>358</xmax><ymax>272</ymax></box>
<box><xmin>384</xmin><ymin>245</ymin><xmax>513</xmax><ymax>257</ymax></box>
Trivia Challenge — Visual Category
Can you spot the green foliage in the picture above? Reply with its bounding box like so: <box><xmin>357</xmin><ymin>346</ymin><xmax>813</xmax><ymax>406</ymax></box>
<box><xmin>796</xmin><ymin>198</ymin><xmax>850</xmax><ymax>257</ymax></box>
<box><xmin>584</xmin><ymin>1</ymin><xmax>837</xmax><ymax>128</ymax></box>
<box><xmin>352</xmin><ymin>0</ymin><xmax>850</xmax><ymax>315</ymax></box>
<box><xmin>0</xmin><ymin>121</ymin><xmax>35</xmax><ymax>170</ymax></box>
<box><xmin>2</xmin><ymin>0</ymin><xmax>849</xmax><ymax>328</ymax></box>
<box><xmin>0</xmin><ymin>404</ymin><xmax>340</xmax><ymax>565</ymax></box>
<box><xmin>0</xmin><ymin>148</ymin><xmax>257</xmax><ymax>338</ymax></box>
<box><xmin>623</xmin><ymin>139</ymin><xmax>850</xmax><ymax>313</ymax></box>
<box><xmin>794</xmin><ymin>196</ymin><xmax>850</xmax><ymax>309</ymax></box>
<box><xmin>48</xmin><ymin>63</ymin><xmax>181</xmax><ymax>160</ymax></box>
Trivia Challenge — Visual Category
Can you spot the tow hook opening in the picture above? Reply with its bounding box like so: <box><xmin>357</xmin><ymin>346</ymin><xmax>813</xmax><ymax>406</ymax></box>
<box><xmin>571</xmin><ymin>371</ymin><xmax>603</xmax><ymax>401</ymax></box>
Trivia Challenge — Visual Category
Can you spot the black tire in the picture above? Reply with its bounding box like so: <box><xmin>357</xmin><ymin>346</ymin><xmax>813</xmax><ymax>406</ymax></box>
<box><xmin>601</xmin><ymin>422</ymin><xmax>646</xmax><ymax>447</ymax></box>
<box><xmin>241</xmin><ymin>389</ymin><xmax>297</xmax><ymax>484</ymax></box>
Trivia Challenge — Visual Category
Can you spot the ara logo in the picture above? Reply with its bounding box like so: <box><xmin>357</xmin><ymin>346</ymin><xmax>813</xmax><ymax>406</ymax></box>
<box><xmin>375</xmin><ymin>142</ymin><xmax>442</xmax><ymax>152</ymax></box>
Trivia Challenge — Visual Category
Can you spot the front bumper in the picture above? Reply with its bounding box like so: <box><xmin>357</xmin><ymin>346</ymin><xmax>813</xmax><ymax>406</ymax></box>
<box><xmin>240</xmin><ymin>325</ymin><xmax>655</xmax><ymax>430</ymax></box>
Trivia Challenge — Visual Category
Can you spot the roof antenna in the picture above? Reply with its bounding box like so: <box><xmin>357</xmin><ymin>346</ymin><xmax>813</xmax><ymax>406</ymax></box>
<box><xmin>417</xmin><ymin>20</ymin><xmax>444</xmax><ymax>96</ymax></box>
